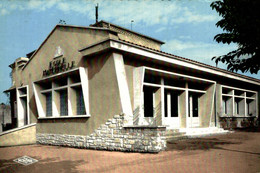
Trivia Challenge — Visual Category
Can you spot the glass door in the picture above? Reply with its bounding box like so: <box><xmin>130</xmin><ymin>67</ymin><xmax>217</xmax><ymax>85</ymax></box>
<box><xmin>188</xmin><ymin>93</ymin><xmax>199</xmax><ymax>127</ymax></box>
<box><xmin>163</xmin><ymin>90</ymin><xmax>180</xmax><ymax>129</ymax></box>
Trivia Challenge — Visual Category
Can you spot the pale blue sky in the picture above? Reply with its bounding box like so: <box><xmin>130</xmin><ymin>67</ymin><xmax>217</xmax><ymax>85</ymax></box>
<box><xmin>0</xmin><ymin>0</ymin><xmax>259</xmax><ymax>104</ymax></box>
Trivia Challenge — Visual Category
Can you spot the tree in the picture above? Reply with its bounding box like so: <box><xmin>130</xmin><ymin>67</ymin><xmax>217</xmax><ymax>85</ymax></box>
<box><xmin>210</xmin><ymin>0</ymin><xmax>260</xmax><ymax>74</ymax></box>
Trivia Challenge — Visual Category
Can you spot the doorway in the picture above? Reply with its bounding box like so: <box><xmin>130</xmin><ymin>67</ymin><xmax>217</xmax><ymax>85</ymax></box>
<box><xmin>164</xmin><ymin>90</ymin><xmax>180</xmax><ymax>128</ymax></box>
<box><xmin>188</xmin><ymin>93</ymin><xmax>199</xmax><ymax>127</ymax></box>
<box><xmin>20</xmin><ymin>97</ymin><xmax>28</xmax><ymax>125</ymax></box>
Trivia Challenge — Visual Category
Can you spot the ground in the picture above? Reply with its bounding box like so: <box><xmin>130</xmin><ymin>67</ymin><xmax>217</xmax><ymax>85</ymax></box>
<box><xmin>0</xmin><ymin>130</ymin><xmax>260</xmax><ymax>173</ymax></box>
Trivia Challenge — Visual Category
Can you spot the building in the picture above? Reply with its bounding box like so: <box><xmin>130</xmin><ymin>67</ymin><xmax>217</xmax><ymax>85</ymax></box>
<box><xmin>3</xmin><ymin>21</ymin><xmax>260</xmax><ymax>152</ymax></box>
<box><xmin>0</xmin><ymin>103</ymin><xmax>11</xmax><ymax>132</ymax></box>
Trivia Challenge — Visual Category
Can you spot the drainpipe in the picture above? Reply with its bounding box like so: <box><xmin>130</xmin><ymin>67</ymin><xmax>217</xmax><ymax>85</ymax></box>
<box><xmin>214</xmin><ymin>89</ymin><xmax>217</xmax><ymax>127</ymax></box>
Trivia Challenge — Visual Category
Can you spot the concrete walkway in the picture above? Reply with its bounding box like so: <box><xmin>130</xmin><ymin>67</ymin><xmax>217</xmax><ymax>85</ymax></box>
<box><xmin>0</xmin><ymin>130</ymin><xmax>260</xmax><ymax>173</ymax></box>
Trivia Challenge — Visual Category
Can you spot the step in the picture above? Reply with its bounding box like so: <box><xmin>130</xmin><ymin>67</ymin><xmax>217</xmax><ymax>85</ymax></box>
<box><xmin>166</xmin><ymin>127</ymin><xmax>230</xmax><ymax>141</ymax></box>
<box><xmin>165</xmin><ymin>132</ymin><xmax>186</xmax><ymax>137</ymax></box>
<box><xmin>166</xmin><ymin>129</ymin><xmax>181</xmax><ymax>133</ymax></box>
<box><xmin>184</xmin><ymin>128</ymin><xmax>230</xmax><ymax>137</ymax></box>
<box><xmin>166</xmin><ymin>134</ymin><xmax>188</xmax><ymax>141</ymax></box>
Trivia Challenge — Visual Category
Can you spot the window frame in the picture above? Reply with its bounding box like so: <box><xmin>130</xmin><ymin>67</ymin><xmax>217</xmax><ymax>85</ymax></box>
<box><xmin>33</xmin><ymin>67</ymin><xmax>90</xmax><ymax>119</ymax></box>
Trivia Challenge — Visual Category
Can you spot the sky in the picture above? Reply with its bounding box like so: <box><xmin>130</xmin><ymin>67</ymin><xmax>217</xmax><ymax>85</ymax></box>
<box><xmin>0</xmin><ymin>0</ymin><xmax>259</xmax><ymax>104</ymax></box>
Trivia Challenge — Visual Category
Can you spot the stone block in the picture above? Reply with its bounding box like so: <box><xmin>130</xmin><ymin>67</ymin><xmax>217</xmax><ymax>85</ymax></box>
<box><xmin>109</xmin><ymin>124</ymin><xmax>116</xmax><ymax>128</ymax></box>
<box><xmin>106</xmin><ymin>134</ymin><xmax>112</xmax><ymax>138</ymax></box>
<box><xmin>114</xmin><ymin>138</ymin><xmax>122</xmax><ymax>143</ymax></box>
<box><xmin>125</xmin><ymin>145</ymin><xmax>132</xmax><ymax>149</ymax></box>
<box><xmin>101</xmin><ymin>124</ymin><xmax>108</xmax><ymax>129</ymax></box>
<box><xmin>100</xmin><ymin>130</ymin><xmax>108</xmax><ymax>134</ymax></box>
<box><xmin>88</xmin><ymin>140</ymin><xmax>94</xmax><ymax>143</ymax></box>
<box><xmin>127</xmin><ymin>140</ymin><xmax>135</xmax><ymax>145</ymax></box>
<box><xmin>106</xmin><ymin>139</ymin><xmax>113</xmax><ymax>143</ymax></box>
<box><xmin>142</xmin><ymin>140</ymin><xmax>149</xmax><ymax>146</ymax></box>
<box><xmin>114</xmin><ymin>115</ymin><xmax>120</xmax><ymax>119</ymax></box>
<box><xmin>113</xmin><ymin>130</ymin><xmax>120</xmax><ymax>135</ymax></box>
<box><xmin>105</xmin><ymin>122</ymin><xmax>111</xmax><ymax>125</ymax></box>
<box><xmin>75</xmin><ymin>136</ymin><xmax>84</xmax><ymax>142</ymax></box>
<box><xmin>152</xmin><ymin>141</ymin><xmax>157</xmax><ymax>146</ymax></box>
<box><xmin>113</xmin><ymin>135</ymin><xmax>124</xmax><ymax>138</ymax></box>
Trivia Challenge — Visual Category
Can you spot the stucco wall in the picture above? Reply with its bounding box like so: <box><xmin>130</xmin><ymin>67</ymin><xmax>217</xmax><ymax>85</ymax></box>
<box><xmin>36</xmin><ymin>52</ymin><xmax>122</xmax><ymax>135</ymax></box>
<box><xmin>17</xmin><ymin>27</ymin><xmax>112</xmax><ymax>125</ymax></box>
<box><xmin>199</xmin><ymin>84</ymin><xmax>216</xmax><ymax>127</ymax></box>
<box><xmin>0</xmin><ymin>124</ymin><xmax>36</xmax><ymax>147</ymax></box>
<box><xmin>86</xmin><ymin>53</ymin><xmax>122</xmax><ymax>133</ymax></box>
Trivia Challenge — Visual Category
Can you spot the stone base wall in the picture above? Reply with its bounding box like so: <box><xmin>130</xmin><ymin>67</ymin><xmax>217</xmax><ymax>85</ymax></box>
<box><xmin>219</xmin><ymin>117</ymin><xmax>258</xmax><ymax>129</ymax></box>
<box><xmin>37</xmin><ymin>114</ymin><xmax>166</xmax><ymax>153</ymax></box>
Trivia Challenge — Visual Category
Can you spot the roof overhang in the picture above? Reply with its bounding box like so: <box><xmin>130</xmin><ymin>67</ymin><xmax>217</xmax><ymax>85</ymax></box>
<box><xmin>4</xmin><ymin>86</ymin><xmax>16</xmax><ymax>93</ymax></box>
<box><xmin>79</xmin><ymin>38</ymin><xmax>260</xmax><ymax>86</ymax></box>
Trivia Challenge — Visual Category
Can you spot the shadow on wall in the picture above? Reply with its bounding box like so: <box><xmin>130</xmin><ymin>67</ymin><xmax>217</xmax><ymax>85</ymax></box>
<box><xmin>0</xmin><ymin>156</ymin><xmax>86</xmax><ymax>173</ymax></box>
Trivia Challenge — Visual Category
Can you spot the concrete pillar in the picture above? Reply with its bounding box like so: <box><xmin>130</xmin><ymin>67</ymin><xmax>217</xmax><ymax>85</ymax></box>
<box><xmin>179</xmin><ymin>90</ymin><xmax>187</xmax><ymax>128</ymax></box>
<box><xmin>112</xmin><ymin>53</ymin><xmax>133</xmax><ymax>125</ymax></box>
<box><xmin>133</xmin><ymin>67</ymin><xmax>144</xmax><ymax>125</ymax></box>
<box><xmin>199</xmin><ymin>83</ymin><xmax>216</xmax><ymax>127</ymax></box>
<box><xmin>154</xmin><ymin>87</ymin><xmax>162</xmax><ymax>126</ymax></box>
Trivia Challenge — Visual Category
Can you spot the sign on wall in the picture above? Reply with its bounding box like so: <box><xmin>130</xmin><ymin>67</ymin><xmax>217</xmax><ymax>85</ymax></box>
<box><xmin>42</xmin><ymin>46</ymin><xmax>75</xmax><ymax>77</ymax></box>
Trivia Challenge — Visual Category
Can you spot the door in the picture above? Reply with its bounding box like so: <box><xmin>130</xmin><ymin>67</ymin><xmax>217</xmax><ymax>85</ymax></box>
<box><xmin>21</xmin><ymin>97</ymin><xmax>28</xmax><ymax>125</ymax></box>
<box><xmin>163</xmin><ymin>90</ymin><xmax>180</xmax><ymax>128</ymax></box>
<box><xmin>143</xmin><ymin>86</ymin><xmax>160</xmax><ymax>125</ymax></box>
<box><xmin>188</xmin><ymin>93</ymin><xmax>199</xmax><ymax>127</ymax></box>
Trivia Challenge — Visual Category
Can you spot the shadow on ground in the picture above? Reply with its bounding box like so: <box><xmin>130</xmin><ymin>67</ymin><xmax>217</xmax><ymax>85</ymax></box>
<box><xmin>234</xmin><ymin>127</ymin><xmax>260</xmax><ymax>133</ymax></box>
<box><xmin>0</xmin><ymin>156</ymin><xmax>86</xmax><ymax>173</ymax></box>
<box><xmin>167</xmin><ymin>137</ymin><xmax>240</xmax><ymax>151</ymax></box>
<box><xmin>167</xmin><ymin>135</ymin><xmax>260</xmax><ymax>155</ymax></box>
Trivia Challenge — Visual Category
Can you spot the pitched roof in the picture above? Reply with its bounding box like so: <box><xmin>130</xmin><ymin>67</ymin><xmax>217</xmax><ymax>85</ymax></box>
<box><xmin>21</xmin><ymin>24</ymin><xmax>117</xmax><ymax>70</ymax></box>
<box><xmin>91</xmin><ymin>20</ymin><xmax>165</xmax><ymax>44</ymax></box>
<box><xmin>15</xmin><ymin>23</ymin><xmax>259</xmax><ymax>84</ymax></box>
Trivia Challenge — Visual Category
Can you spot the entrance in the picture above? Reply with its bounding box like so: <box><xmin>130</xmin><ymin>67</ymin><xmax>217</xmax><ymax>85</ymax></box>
<box><xmin>163</xmin><ymin>90</ymin><xmax>180</xmax><ymax>128</ymax></box>
<box><xmin>21</xmin><ymin>97</ymin><xmax>28</xmax><ymax>125</ymax></box>
<box><xmin>188</xmin><ymin>93</ymin><xmax>199</xmax><ymax>127</ymax></box>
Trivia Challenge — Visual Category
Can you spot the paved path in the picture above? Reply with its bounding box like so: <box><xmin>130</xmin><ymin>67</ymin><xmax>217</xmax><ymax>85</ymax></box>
<box><xmin>0</xmin><ymin>131</ymin><xmax>260</xmax><ymax>173</ymax></box>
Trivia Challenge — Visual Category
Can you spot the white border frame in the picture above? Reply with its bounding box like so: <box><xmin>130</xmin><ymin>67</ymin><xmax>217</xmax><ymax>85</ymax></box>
<box><xmin>220</xmin><ymin>85</ymin><xmax>258</xmax><ymax>117</ymax></box>
<box><xmin>33</xmin><ymin>67</ymin><xmax>91</xmax><ymax>119</ymax></box>
<box><xmin>16</xmin><ymin>85</ymin><xmax>30</xmax><ymax>127</ymax></box>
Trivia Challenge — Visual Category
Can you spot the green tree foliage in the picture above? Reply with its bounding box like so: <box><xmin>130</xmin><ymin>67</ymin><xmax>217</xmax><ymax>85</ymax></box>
<box><xmin>211</xmin><ymin>0</ymin><xmax>260</xmax><ymax>73</ymax></box>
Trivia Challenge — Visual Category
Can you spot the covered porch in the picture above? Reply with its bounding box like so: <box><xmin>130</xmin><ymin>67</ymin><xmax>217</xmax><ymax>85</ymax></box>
<box><xmin>133</xmin><ymin>66</ymin><xmax>216</xmax><ymax>130</ymax></box>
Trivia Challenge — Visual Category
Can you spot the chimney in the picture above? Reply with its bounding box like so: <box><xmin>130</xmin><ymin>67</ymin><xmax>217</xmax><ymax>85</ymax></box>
<box><xmin>95</xmin><ymin>3</ymin><xmax>98</xmax><ymax>23</ymax></box>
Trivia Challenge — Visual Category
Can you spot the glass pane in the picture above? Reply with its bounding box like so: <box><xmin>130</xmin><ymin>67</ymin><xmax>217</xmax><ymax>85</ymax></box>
<box><xmin>143</xmin><ymin>87</ymin><xmax>154</xmax><ymax>117</ymax></box>
<box><xmin>193</xmin><ymin>95</ymin><xmax>199</xmax><ymax>117</ymax></box>
<box><xmin>46</xmin><ymin>93</ymin><xmax>52</xmax><ymax>117</ymax></box>
<box><xmin>76</xmin><ymin>88</ymin><xmax>86</xmax><ymax>115</ymax></box>
<box><xmin>60</xmin><ymin>90</ymin><xmax>68</xmax><ymax>116</ymax></box>
<box><xmin>170</xmin><ymin>92</ymin><xmax>178</xmax><ymax>117</ymax></box>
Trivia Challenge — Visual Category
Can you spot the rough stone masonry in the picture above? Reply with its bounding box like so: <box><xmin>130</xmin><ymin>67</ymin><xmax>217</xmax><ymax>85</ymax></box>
<box><xmin>37</xmin><ymin>114</ymin><xmax>167</xmax><ymax>153</ymax></box>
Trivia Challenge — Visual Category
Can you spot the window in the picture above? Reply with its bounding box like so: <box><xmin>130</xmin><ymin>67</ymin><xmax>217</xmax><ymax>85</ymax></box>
<box><xmin>59</xmin><ymin>90</ymin><xmax>68</xmax><ymax>116</ymax></box>
<box><xmin>164</xmin><ymin>91</ymin><xmax>178</xmax><ymax>117</ymax></box>
<box><xmin>222</xmin><ymin>98</ymin><xmax>227</xmax><ymax>114</ymax></box>
<box><xmin>143</xmin><ymin>87</ymin><xmax>154</xmax><ymax>117</ymax></box>
<box><xmin>235</xmin><ymin>100</ymin><xmax>239</xmax><ymax>115</ymax></box>
<box><xmin>76</xmin><ymin>88</ymin><xmax>86</xmax><ymax>115</ymax></box>
<box><xmin>247</xmin><ymin>101</ymin><xmax>250</xmax><ymax>116</ymax></box>
<box><xmin>34</xmin><ymin>67</ymin><xmax>90</xmax><ymax>118</ymax></box>
<box><xmin>45</xmin><ymin>93</ymin><xmax>52</xmax><ymax>117</ymax></box>
<box><xmin>14</xmin><ymin>101</ymin><xmax>17</xmax><ymax>118</ymax></box>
